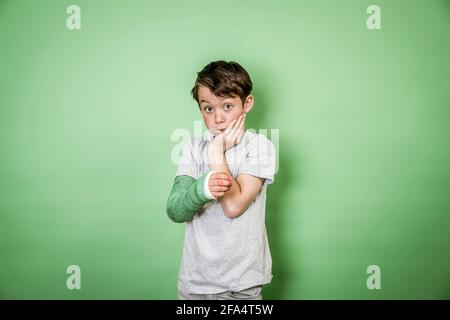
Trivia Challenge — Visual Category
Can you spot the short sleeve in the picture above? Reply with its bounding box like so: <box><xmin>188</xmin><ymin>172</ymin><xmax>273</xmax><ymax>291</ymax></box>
<box><xmin>175</xmin><ymin>138</ymin><xmax>198</xmax><ymax>179</ymax></box>
<box><xmin>238</xmin><ymin>134</ymin><xmax>277</xmax><ymax>186</ymax></box>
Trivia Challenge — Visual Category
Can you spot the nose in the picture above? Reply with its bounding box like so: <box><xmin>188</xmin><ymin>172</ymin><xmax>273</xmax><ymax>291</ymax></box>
<box><xmin>214</xmin><ymin>110</ymin><xmax>225</xmax><ymax>124</ymax></box>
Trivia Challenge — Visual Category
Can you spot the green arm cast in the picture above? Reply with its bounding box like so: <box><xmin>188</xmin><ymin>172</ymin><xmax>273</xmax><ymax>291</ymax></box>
<box><xmin>166</xmin><ymin>173</ymin><xmax>213</xmax><ymax>223</ymax></box>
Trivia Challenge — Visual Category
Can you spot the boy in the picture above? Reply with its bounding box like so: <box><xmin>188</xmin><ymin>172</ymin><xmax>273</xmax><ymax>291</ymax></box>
<box><xmin>166</xmin><ymin>60</ymin><xmax>276</xmax><ymax>300</ymax></box>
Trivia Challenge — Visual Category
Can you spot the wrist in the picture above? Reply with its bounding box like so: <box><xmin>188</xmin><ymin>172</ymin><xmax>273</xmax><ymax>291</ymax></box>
<box><xmin>195</xmin><ymin>172</ymin><xmax>214</xmax><ymax>203</ymax></box>
<box><xmin>207</xmin><ymin>143</ymin><xmax>226</xmax><ymax>170</ymax></box>
<box><xmin>208</xmin><ymin>141</ymin><xmax>224</xmax><ymax>155</ymax></box>
<box><xmin>203</xmin><ymin>171</ymin><xmax>217</xmax><ymax>200</ymax></box>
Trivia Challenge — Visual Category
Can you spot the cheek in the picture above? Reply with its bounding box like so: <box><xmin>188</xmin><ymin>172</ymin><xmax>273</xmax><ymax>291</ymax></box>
<box><xmin>230</xmin><ymin>109</ymin><xmax>243</xmax><ymax>120</ymax></box>
<box><xmin>202</xmin><ymin>114</ymin><xmax>214</xmax><ymax>126</ymax></box>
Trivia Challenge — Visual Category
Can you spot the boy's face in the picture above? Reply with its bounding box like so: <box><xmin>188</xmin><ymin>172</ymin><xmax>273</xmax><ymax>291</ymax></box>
<box><xmin>197</xmin><ymin>85</ymin><xmax>254</xmax><ymax>135</ymax></box>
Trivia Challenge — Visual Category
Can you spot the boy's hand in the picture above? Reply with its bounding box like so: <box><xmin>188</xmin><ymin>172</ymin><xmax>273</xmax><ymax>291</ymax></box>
<box><xmin>208</xmin><ymin>172</ymin><xmax>232</xmax><ymax>198</ymax></box>
<box><xmin>210</xmin><ymin>113</ymin><xmax>246</xmax><ymax>153</ymax></box>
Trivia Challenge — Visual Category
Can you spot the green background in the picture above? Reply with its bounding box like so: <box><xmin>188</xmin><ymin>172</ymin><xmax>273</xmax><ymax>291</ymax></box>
<box><xmin>1</xmin><ymin>0</ymin><xmax>449</xmax><ymax>299</ymax></box>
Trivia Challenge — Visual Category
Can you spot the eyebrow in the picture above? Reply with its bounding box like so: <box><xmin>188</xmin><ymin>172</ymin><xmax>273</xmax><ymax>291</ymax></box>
<box><xmin>200</xmin><ymin>99</ymin><xmax>234</xmax><ymax>105</ymax></box>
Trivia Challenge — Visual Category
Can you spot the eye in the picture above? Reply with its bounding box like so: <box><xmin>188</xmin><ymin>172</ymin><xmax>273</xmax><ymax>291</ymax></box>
<box><xmin>224</xmin><ymin>104</ymin><xmax>233</xmax><ymax>110</ymax></box>
<box><xmin>204</xmin><ymin>106</ymin><xmax>213</xmax><ymax>113</ymax></box>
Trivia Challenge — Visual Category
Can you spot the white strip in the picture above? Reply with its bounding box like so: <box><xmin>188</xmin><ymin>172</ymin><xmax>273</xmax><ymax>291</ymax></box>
<box><xmin>203</xmin><ymin>171</ymin><xmax>218</xmax><ymax>200</ymax></box>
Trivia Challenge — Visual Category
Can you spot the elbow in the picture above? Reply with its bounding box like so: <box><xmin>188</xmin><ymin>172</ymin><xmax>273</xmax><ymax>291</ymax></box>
<box><xmin>166</xmin><ymin>207</ymin><xmax>186</xmax><ymax>223</ymax></box>
<box><xmin>166</xmin><ymin>193</ymin><xmax>188</xmax><ymax>223</ymax></box>
<box><xmin>166</xmin><ymin>199</ymin><xmax>188</xmax><ymax>223</ymax></box>
<box><xmin>223</xmin><ymin>205</ymin><xmax>245</xmax><ymax>220</ymax></box>
<box><xmin>166</xmin><ymin>207</ymin><xmax>180</xmax><ymax>223</ymax></box>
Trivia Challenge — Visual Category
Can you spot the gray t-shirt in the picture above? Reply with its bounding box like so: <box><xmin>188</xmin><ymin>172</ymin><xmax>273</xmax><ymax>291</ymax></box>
<box><xmin>175</xmin><ymin>129</ymin><xmax>277</xmax><ymax>294</ymax></box>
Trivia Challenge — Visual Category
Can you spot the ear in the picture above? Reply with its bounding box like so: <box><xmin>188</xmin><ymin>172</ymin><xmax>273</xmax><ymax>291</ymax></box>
<box><xmin>243</xmin><ymin>95</ymin><xmax>254</xmax><ymax>113</ymax></box>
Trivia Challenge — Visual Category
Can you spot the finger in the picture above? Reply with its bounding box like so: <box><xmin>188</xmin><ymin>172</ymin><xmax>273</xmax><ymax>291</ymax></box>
<box><xmin>232</xmin><ymin>114</ymin><xmax>245</xmax><ymax>138</ymax></box>
<box><xmin>209</xmin><ymin>178</ymin><xmax>221</xmax><ymax>186</ymax></box>
<box><xmin>233</xmin><ymin>114</ymin><xmax>244</xmax><ymax>133</ymax></box>
<box><xmin>214</xmin><ymin>173</ymin><xmax>231</xmax><ymax>181</ymax></box>
<box><xmin>211</xmin><ymin>191</ymin><xmax>228</xmax><ymax>198</ymax></box>
<box><xmin>209</xmin><ymin>178</ymin><xmax>222</xmax><ymax>186</ymax></box>
<box><xmin>209</xmin><ymin>186</ymin><xmax>230</xmax><ymax>193</ymax></box>
<box><xmin>210</xmin><ymin>177</ymin><xmax>231</xmax><ymax>185</ymax></box>
<box><xmin>239</xmin><ymin>113</ymin><xmax>245</xmax><ymax>127</ymax></box>
<box><xmin>211</xmin><ymin>173</ymin><xmax>227</xmax><ymax>180</ymax></box>
<box><xmin>219</xmin><ymin>179</ymin><xmax>231</xmax><ymax>186</ymax></box>
<box><xmin>235</xmin><ymin>129</ymin><xmax>245</xmax><ymax>145</ymax></box>
<box><xmin>210</xmin><ymin>178</ymin><xmax>231</xmax><ymax>187</ymax></box>
<box><xmin>231</xmin><ymin>129</ymin><xmax>242</xmax><ymax>144</ymax></box>
<box><xmin>232</xmin><ymin>123</ymin><xmax>244</xmax><ymax>142</ymax></box>
<box><xmin>239</xmin><ymin>113</ymin><xmax>246</xmax><ymax>129</ymax></box>
<box><xmin>210</xmin><ymin>186</ymin><xmax>230</xmax><ymax>192</ymax></box>
<box><xmin>226</xmin><ymin>118</ymin><xmax>238</xmax><ymax>133</ymax></box>
<box><xmin>212</xmin><ymin>191</ymin><xmax>227</xmax><ymax>198</ymax></box>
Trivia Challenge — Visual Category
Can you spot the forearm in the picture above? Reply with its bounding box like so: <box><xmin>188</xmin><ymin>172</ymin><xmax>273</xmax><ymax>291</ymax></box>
<box><xmin>207</xmin><ymin>144</ymin><xmax>243</xmax><ymax>218</ymax></box>
<box><xmin>166</xmin><ymin>173</ymin><xmax>212</xmax><ymax>223</ymax></box>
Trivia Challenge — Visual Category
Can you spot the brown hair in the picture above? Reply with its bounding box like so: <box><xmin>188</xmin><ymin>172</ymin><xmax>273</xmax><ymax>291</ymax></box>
<box><xmin>191</xmin><ymin>60</ymin><xmax>253</xmax><ymax>106</ymax></box>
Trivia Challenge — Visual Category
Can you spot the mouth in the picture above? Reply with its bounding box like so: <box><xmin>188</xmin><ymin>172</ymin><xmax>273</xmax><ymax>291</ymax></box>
<box><xmin>209</xmin><ymin>128</ymin><xmax>224</xmax><ymax>135</ymax></box>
